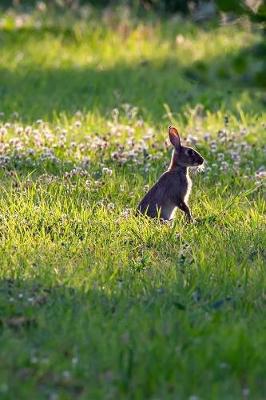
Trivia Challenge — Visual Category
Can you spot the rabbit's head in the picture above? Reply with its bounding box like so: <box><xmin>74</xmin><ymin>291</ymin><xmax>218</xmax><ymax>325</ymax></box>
<box><xmin>169</xmin><ymin>126</ymin><xmax>204</xmax><ymax>167</ymax></box>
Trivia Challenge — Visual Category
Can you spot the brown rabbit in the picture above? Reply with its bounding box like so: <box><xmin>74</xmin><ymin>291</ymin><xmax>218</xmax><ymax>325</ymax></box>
<box><xmin>137</xmin><ymin>126</ymin><xmax>204</xmax><ymax>222</ymax></box>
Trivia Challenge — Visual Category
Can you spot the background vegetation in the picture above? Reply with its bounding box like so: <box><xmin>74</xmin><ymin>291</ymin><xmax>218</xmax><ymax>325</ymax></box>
<box><xmin>0</xmin><ymin>1</ymin><xmax>265</xmax><ymax>399</ymax></box>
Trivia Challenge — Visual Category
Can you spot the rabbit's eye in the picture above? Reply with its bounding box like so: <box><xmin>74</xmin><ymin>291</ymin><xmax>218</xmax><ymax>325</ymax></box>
<box><xmin>187</xmin><ymin>149</ymin><xmax>193</xmax><ymax>156</ymax></box>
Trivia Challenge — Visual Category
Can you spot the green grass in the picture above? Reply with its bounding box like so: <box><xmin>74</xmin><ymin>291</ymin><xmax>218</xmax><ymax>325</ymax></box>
<box><xmin>0</xmin><ymin>5</ymin><xmax>265</xmax><ymax>400</ymax></box>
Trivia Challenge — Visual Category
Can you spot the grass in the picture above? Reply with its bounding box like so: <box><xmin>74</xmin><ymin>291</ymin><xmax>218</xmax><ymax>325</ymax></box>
<box><xmin>0</xmin><ymin>4</ymin><xmax>265</xmax><ymax>400</ymax></box>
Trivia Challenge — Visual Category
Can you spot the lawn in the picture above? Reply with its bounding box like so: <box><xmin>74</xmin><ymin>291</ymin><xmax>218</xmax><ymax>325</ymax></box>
<box><xmin>0</xmin><ymin>4</ymin><xmax>265</xmax><ymax>400</ymax></box>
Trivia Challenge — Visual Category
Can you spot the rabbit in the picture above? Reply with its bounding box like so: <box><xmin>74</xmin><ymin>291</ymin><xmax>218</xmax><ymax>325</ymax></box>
<box><xmin>137</xmin><ymin>126</ymin><xmax>204</xmax><ymax>222</ymax></box>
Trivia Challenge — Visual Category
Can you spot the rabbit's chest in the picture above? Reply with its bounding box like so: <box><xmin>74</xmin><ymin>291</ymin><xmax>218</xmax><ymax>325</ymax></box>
<box><xmin>175</xmin><ymin>173</ymin><xmax>192</xmax><ymax>201</ymax></box>
<box><xmin>184</xmin><ymin>176</ymin><xmax>192</xmax><ymax>201</ymax></box>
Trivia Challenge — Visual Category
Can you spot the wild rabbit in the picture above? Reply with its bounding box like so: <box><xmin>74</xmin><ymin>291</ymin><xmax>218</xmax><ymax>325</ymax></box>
<box><xmin>137</xmin><ymin>126</ymin><xmax>204</xmax><ymax>222</ymax></box>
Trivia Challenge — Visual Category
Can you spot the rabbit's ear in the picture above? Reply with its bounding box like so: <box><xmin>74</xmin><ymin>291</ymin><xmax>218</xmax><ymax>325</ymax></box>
<box><xmin>168</xmin><ymin>126</ymin><xmax>181</xmax><ymax>149</ymax></box>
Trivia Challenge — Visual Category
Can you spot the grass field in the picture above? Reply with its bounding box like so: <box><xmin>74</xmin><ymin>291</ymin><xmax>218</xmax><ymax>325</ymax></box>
<box><xmin>0</xmin><ymin>4</ymin><xmax>265</xmax><ymax>400</ymax></box>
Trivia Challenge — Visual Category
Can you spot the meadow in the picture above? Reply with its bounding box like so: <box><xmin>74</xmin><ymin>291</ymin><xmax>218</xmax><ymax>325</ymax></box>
<box><xmin>0</xmin><ymin>4</ymin><xmax>265</xmax><ymax>399</ymax></box>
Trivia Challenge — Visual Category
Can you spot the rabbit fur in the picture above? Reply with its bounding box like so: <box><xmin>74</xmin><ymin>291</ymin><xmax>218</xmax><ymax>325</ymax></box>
<box><xmin>137</xmin><ymin>126</ymin><xmax>204</xmax><ymax>222</ymax></box>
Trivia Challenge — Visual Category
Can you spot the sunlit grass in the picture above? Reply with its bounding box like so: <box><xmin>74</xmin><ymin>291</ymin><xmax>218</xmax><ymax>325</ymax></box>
<box><xmin>0</xmin><ymin>4</ymin><xmax>265</xmax><ymax>400</ymax></box>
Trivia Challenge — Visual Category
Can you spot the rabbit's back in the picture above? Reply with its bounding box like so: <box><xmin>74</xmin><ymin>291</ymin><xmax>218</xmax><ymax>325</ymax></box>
<box><xmin>137</xmin><ymin>170</ymin><xmax>189</xmax><ymax>219</ymax></box>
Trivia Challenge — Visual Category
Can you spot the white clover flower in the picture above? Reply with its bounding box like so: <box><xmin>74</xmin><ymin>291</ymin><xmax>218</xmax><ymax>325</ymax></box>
<box><xmin>139</xmin><ymin>140</ymin><xmax>148</xmax><ymax>150</ymax></box>
<box><xmin>102</xmin><ymin>167</ymin><xmax>113</xmax><ymax>176</ymax></box>
<box><xmin>15</xmin><ymin>126</ymin><xmax>23</xmax><ymax>135</ymax></box>
<box><xmin>240</xmin><ymin>142</ymin><xmax>251</xmax><ymax>152</ymax></box>
<box><xmin>210</xmin><ymin>141</ymin><xmax>217</xmax><ymax>153</ymax></box>
<box><xmin>62</xmin><ymin>371</ymin><xmax>71</xmax><ymax>380</ymax></box>
<box><xmin>110</xmin><ymin>125</ymin><xmax>121</xmax><ymax>135</ymax></box>
<box><xmin>81</xmin><ymin>157</ymin><xmax>90</xmax><ymax>168</ymax></box>
<box><xmin>217</xmin><ymin>153</ymin><xmax>224</xmax><ymax>161</ymax></box>
<box><xmin>126</xmin><ymin>138</ymin><xmax>134</xmax><ymax>146</ymax></box>
<box><xmin>231</xmin><ymin>151</ymin><xmax>240</xmax><ymax>161</ymax></box>
<box><xmin>107</xmin><ymin>203</ymin><xmax>115</xmax><ymax>210</ymax></box>
<box><xmin>111</xmin><ymin>108</ymin><xmax>119</xmax><ymax>122</ymax></box>
<box><xmin>220</xmin><ymin>161</ymin><xmax>229</xmax><ymax>171</ymax></box>
<box><xmin>27</xmin><ymin>148</ymin><xmax>35</xmax><ymax>156</ymax></box>
<box><xmin>59</xmin><ymin>134</ymin><xmax>66</xmax><ymax>142</ymax></box>
<box><xmin>48</xmin><ymin>393</ymin><xmax>58</xmax><ymax>400</ymax></box>
<box><xmin>122</xmin><ymin>103</ymin><xmax>130</xmax><ymax>113</ymax></box>
<box><xmin>0</xmin><ymin>127</ymin><xmax>7</xmax><ymax>136</ymax></box>
<box><xmin>72</xmin><ymin>356</ymin><xmax>79</xmax><ymax>366</ymax></box>
<box><xmin>203</xmin><ymin>132</ymin><xmax>211</xmax><ymax>142</ymax></box>
<box><xmin>217</xmin><ymin>129</ymin><xmax>227</xmax><ymax>139</ymax></box>
<box><xmin>68</xmin><ymin>167</ymin><xmax>88</xmax><ymax>177</ymax></box>
<box><xmin>145</xmin><ymin>128</ymin><xmax>154</xmax><ymax>138</ymax></box>
<box><xmin>74</xmin><ymin>120</ymin><xmax>81</xmax><ymax>128</ymax></box>
<box><xmin>63</xmin><ymin>172</ymin><xmax>70</xmax><ymax>179</ymax></box>
<box><xmin>0</xmin><ymin>143</ymin><xmax>6</xmax><ymax>154</ymax></box>
<box><xmin>120</xmin><ymin>158</ymin><xmax>127</xmax><ymax>164</ymax></box>
<box><xmin>219</xmin><ymin>362</ymin><xmax>229</xmax><ymax>369</ymax></box>
<box><xmin>30</xmin><ymin>355</ymin><xmax>38</xmax><ymax>364</ymax></box>
<box><xmin>240</xmin><ymin>128</ymin><xmax>247</xmax><ymax>136</ymax></box>
<box><xmin>127</xmin><ymin>150</ymin><xmax>137</xmax><ymax>159</ymax></box>
<box><xmin>255</xmin><ymin>170</ymin><xmax>266</xmax><ymax>180</ymax></box>
<box><xmin>130</xmin><ymin>106</ymin><xmax>139</xmax><ymax>119</ymax></box>
<box><xmin>94</xmin><ymin>180</ymin><xmax>103</xmax><ymax>188</ymax></box>
<box><xmin>176</xmin><ymin>34</ymin><xmax>185</xmax><ymax>44</ymax></box>
<box><xmin>126</xmin><ymin>126</ymin><xmax>135</xmax><ymax>135</ymax></box>
<box><xmin>136</xmin><ymin>118</ymin><xmax>144</xmax><ymax>127</ymax></box>
<box><xmin>25</xmin><ymin>126</ymin><xmax>32</xmax><ymax>135</ymax></box>
<box><xmin>27</xmin><ymin>297</ymin><xmax>34</xmax><ymax>303</ymax></box>
<box><xmin>187</xmin><ymin>135</ymin><xmax>198</xmax><ymax>145</ymax></box>
<box><xmin>0</xmin><ymin>156</ymin><xmax>10</xmax><ymax>166</ymax></box>
<box><xmin>44</xmin><ymin>134</ymin><xmax>54</xmax><ymax>144</ymax></box>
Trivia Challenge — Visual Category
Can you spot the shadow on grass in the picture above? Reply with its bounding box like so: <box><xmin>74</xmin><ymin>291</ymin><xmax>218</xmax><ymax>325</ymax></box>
<box><xmin>0</xmin><ymin>276</ymin><xmax>188</xmax><ymax>398</ymax></box>
<box><xmin>0</xmin><ymin>277</ymin><xmax>124</xmax><ymax>398</ymax></box>
<box><xmin>0</xmin><ymin>268</ymin><xmax>265</xmax><ymax>398</ymax></box>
